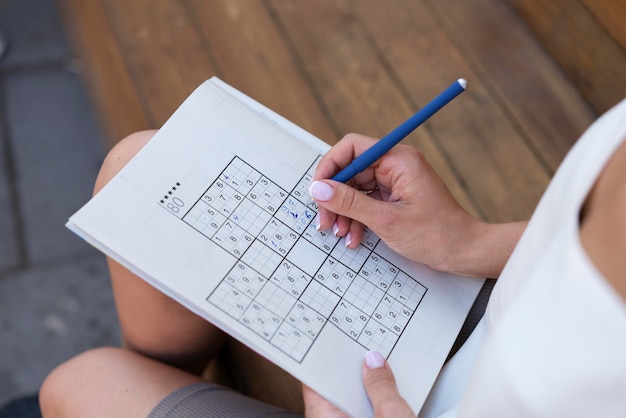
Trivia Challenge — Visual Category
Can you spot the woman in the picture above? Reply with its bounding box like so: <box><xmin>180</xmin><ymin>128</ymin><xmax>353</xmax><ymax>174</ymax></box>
<box><xmin>40</xmin><ymin>96</ymin><xmax>626</xmax><ymax>417</ymax></box>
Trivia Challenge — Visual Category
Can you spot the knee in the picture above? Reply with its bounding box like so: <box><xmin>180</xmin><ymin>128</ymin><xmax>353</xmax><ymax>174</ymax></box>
<box><xmin>94</xmin><ymin>130</ymin><xmax>157</xmax><ymax>195</ymax></box>
<box><xmin>39</xmin><ymin>347</ymin><xmax>125</xmax><ymax>417</ymax></box>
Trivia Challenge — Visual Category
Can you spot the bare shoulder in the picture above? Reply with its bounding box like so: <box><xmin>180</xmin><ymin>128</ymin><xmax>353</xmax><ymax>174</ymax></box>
<box><xmin>580</xmin><ymin>138</ymin><xmax>626</xmax><ymax>301</ymax></box>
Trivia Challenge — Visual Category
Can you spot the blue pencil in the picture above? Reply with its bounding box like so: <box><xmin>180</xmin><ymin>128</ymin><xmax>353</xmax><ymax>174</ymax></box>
<box><xmin>330</xmin><ymin>78</ymin><xmax>467</xmax><ymax>183</ymax></box>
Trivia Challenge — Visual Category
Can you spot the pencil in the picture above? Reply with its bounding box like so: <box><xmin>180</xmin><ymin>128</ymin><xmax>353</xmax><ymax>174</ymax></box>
<box><xmin>330</xmin><ymin>78</ymin><xmax>467</xmax><ymax>183</ymax></box>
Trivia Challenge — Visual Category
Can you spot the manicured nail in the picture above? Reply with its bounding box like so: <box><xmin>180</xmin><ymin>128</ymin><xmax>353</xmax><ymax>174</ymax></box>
<box><xmin>332</xmin><ymin>222</ymin><xmax>340</xmax><ymax>237</ymax></box>
<box><xmin>308</xmin><ymin>181</ymin><xmax>334</xmax><ymax>202</ymax></box>
<box><xmin>365</xmin><ymin>351</ymin><xmax>385</xmax><ymax>369</ymax></box>
<box><xmin>345</xmin><ymin>232</ymin><xmax>352</xmax><ymax>247</ymax></box>
<box><xmin>315</xmin><ymin>215</ymin><xmax>321</xmax><ymax>231</ymax></box>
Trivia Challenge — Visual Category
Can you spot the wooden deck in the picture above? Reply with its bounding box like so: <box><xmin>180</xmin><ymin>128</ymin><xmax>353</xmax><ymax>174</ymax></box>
<box><xmin>57</xmin><ymin>0</ymin><xmax>609</xmax><ymax>224</ymax></box>
<box><xmin>56</xmin><ymin>0</ymin><xmax>623</xmax><ymax>412</ymax></box>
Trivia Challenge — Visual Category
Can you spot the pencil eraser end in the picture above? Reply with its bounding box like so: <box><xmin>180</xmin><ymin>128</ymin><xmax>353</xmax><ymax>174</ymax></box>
<box><xmin>457</xmin><ymin>78</ymin><xmax>467</xmax><ymax>89</ymax></box>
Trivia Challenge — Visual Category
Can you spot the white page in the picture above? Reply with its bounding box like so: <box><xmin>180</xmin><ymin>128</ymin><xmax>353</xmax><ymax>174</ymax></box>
<box><xmin>67</xmin><ymin>77</ymin><xmax>484</xmax><ymax>417</ymax></box>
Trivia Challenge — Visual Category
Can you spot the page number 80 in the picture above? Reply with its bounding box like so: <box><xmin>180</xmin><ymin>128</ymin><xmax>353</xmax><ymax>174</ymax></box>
<box><xmin>166</xmin><ymin>197</ymin><xmax>185</xmax><ymax>213</ymax></box>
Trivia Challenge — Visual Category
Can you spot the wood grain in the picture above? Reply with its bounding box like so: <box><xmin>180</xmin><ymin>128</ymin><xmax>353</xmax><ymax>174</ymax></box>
<box><xmin>507</xmin><ymin>0</ymin><xmax>626</xmax><ymax>114</ymax></box>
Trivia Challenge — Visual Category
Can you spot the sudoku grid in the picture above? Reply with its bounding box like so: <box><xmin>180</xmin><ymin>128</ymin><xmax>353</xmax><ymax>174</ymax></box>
<box><xmin>180</xmin><ymin>156</ymin><xmax>427</xmax><ymax>362</ymax></box>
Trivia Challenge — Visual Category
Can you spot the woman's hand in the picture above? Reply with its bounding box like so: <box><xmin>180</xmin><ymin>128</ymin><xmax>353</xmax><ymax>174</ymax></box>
<box><xmin>310</xmin><ymin>133</ymin><xmax>481</xmax><ymax>274</ymax></box>
<box><xmin>302</xmin><ymin>351</ymin><xmax>415</xmax><ymax>418</ymax></box>
<box><xmin>310</xmin><ymin>133</ymin><xmax>526</xmax><ymax>278</ymax></box>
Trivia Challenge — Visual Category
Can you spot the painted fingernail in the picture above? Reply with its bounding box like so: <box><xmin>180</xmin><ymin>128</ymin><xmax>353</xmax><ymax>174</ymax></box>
<box><xmin>332</xmin><ymin>222</ymin><xmax>340</xmax><ymax>237</ymax></box>
<box><xmin>315</xmin><ymin>215</ymin><xmax>321</xmax><ymax>231</ymax></box>
<box><xmin>345</xmin><ymin>232</ymin><xmax>352</xmax><ymax>247</ymax></box>
<box><xmin>365</xmin><ymin>351</ymin><xmax>385</xmax><ymax>369</ymax></box>
<box><xmin>308</xmin><ymin>181</ymin><xmax>334</xmax><ymax>202</ymax></box>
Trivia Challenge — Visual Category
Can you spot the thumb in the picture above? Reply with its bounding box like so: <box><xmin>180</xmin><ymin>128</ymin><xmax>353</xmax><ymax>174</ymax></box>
<box><xmin>308</xmin><ymin>180</ymin><xmax>381</xmax><ymax>225</ymax></box>
<box><xmin>362</xmin><ymin>351</ymin><xmax>415</xmax><ymax>418</ymax></box>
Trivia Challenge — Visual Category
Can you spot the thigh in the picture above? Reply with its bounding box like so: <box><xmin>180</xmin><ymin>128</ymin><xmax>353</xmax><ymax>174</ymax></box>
<box><xmin>40</xmin><ymin>347</ymin><xmax>204</xmax><ymax>418</ymax></box>
<box><xmin>98</xmin><ymin>131</ymin><xmax>226</xmax><ymax>374</ymax></box>
<box><xmin>42</xmin><ymin>347</ymin><xmax>305</xmax><ymax>418</ymax></box>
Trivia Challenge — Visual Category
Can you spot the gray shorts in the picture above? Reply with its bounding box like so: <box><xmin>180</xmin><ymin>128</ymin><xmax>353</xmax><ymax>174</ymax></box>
<box><xmin>147</xmin><ymin>383</ymin><xmax>304</xmax><ymax>418</ymax></box>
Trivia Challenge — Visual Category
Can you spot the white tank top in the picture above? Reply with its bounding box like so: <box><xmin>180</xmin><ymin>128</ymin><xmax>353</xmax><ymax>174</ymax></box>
<box><xmin>421</xmin><ymin>98</ymin><xmax>626</xmax><ymax>418</ymax></box>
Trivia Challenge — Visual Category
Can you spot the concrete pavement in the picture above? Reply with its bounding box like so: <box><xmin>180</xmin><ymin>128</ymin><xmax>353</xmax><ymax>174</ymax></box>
<box><xmin>0</xmin><ymin>0</ymin><xmax>120</xmax><ymax>407</ymax></box>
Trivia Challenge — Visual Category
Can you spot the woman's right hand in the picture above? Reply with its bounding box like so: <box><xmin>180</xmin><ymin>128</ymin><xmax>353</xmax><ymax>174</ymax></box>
<box><xmin>310</xmin><ymin>133</ymin><xmax>524</xmax><ymax>277</ymax></box>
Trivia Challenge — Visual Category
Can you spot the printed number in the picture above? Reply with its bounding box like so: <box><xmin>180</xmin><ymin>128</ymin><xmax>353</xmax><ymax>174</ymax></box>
<box><xmin>166</xmin><ymin>197</ymin><xmax>184</xmax><ymax>213</ymax></box>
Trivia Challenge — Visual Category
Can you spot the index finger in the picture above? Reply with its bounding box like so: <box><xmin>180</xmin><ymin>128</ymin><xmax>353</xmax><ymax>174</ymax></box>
<box><xmin>311</xmin><ymin>134</ymin><xmax>377</xmax><ymax>236</ymax></box>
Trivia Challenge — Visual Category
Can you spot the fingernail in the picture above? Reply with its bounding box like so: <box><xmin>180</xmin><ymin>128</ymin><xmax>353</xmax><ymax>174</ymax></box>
<box><xmin>315</xmin><ymin>215</ymin><xmax>321</xmax><ymax>231</ymax></box>
<box><xmin>332</xmin><ymin>222</ymin><xmax>339</xmax><ymax>237</ymax></box>
<box><xmin>308</xmin><ymin>181</ymin><xmax>334</xmax><ymax>202</ymax></box>
<box><xmin>365</xmin><ymin>351</ymin><xmax>385</xmax><ymax>369</ymax></box>
<box><xmin>345</xmin><ymin>232</ymin><xmax>352</xmax><ymax>247</ymax></box>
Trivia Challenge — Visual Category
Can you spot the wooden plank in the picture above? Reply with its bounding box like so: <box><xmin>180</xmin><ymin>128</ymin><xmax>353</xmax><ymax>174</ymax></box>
<box><xmin>269</xmin><ymin>0</ymin><xmax>549</xmax><ymax>222</ymax></box>
<box><xmin>427</xmin><ymin>0</ymin><xmax>594</xmax><ymax>172</ymax></box>
<box><xmin>185</xmin><ymin>0</ymin><xmax>338</xmax><ymax>143</ymax></box>
<box><xmin>56</xmin><ymin>0</ymin><xmax>149</xmax><ymax>146</ymax></box>
<box><xmin>264</xmin><ymin>0</ymin><xmax>481</xmax><ymax>219</ymax></box>
<box><xmin>581</xmin><ymin>0</ymin><xmax>626</xmax><ymax>52</ymax></box>
<box><xmin>101</xmin><ymin>0</ymin><xmax>220</xmax><ymax>127</ymax></box>
<box><xmin>267</xmin><ymin>1</ymin><xmax>416</xmax><ymax>140</ymax></box>
<box><xmin>352</xmin><ymin>0</ymin><xmax>554</xmax><ymax>222</ymax></box>
<box><xmin>218</xmin><ymin>340</ymin><xmax>304</xmax><ymax>413</ymax></box>
<box><xmin>507</xmin><ymin>0</ymin><xmax>626</xmax><ymax>114</ymax></box>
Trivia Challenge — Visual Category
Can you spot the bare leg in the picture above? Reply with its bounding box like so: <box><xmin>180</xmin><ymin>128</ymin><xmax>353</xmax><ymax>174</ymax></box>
<box><xmin>41</xmin><ymin>131</ymin><xmax>226</xmax><ymax>417</ymax></box>
<box><xmin>40</xmin><ymin>347</ymin><xmax>205</xmax><ymax>418</ymax></box>
<box><xmin>94</xmin><ymin>130</ymin><xmax>226</xmax><ymax>374</ymax></box>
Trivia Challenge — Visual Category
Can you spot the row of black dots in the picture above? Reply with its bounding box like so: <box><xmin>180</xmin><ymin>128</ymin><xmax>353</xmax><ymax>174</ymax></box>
<box><xmin>160</xmin><ymin>182</ymin><xmax>181</xmax><ymax>204</ymax></box>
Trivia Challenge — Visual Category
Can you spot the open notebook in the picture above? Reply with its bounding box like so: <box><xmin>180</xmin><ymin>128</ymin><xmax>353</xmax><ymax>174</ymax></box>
<box><xmin>67</xmin><ymin>77</ymin><xmax>484</xmax><ymax>417</ymax></box>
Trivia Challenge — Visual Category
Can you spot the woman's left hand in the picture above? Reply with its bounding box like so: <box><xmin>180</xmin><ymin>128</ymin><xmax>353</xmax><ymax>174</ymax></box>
<box><xmin>302</xmin><ymin>351</ymin><xmax>416</xmax><ymax>418</ymax></box>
